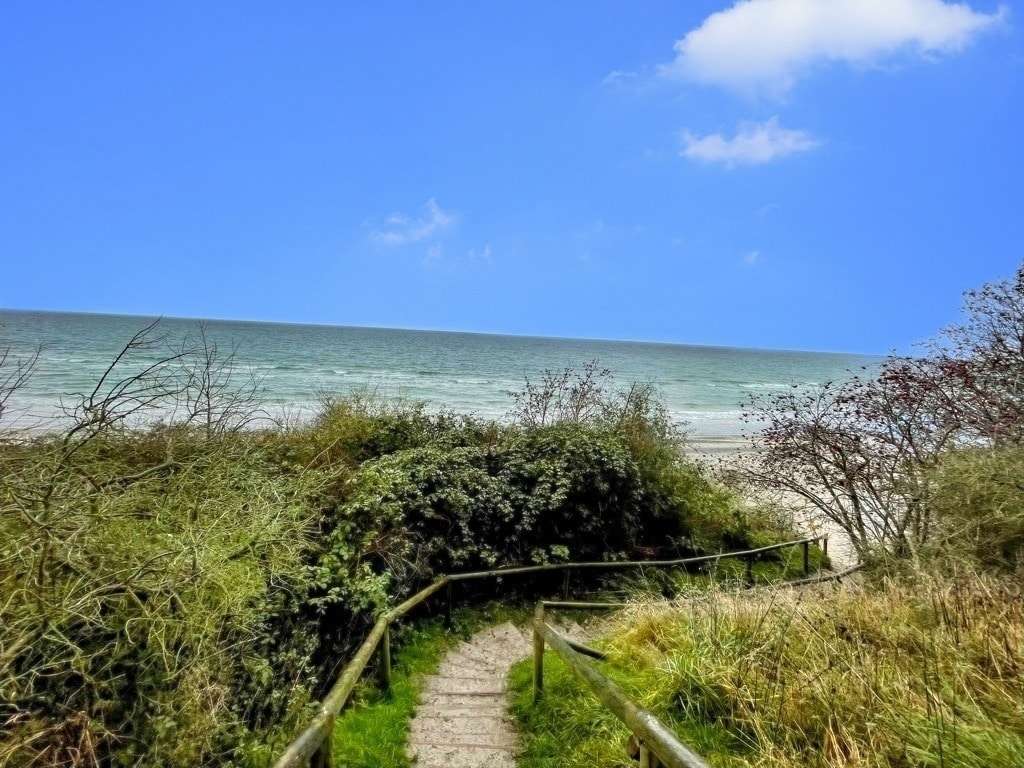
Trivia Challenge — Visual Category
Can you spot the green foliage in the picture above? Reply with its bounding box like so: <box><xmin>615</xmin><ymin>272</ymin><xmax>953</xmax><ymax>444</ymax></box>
<box><xmin>315</xmin><ymin>420</ymin><xmax>770</xmax><ymax>615</ymax></box>
<box><xmin>309</xmin><ymin>392</ymin><xmax>498</xmax><ymax>466</ymax></box>
<box><xmin>1</xmin><ymin>387</ymin><xmax>769</xmax><ymax>767</ymax></box>
<box><xmin>0</xmin><ymin>429</ymin><xmax>332</xmax><ymax>766</ymax></box>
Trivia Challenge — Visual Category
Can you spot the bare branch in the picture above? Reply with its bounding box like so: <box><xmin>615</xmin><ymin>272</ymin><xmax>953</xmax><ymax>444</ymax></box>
<box><xmin>0</xmin><ymin>345</ymin><xmax>40</xmax><ymax>425</ymax></box>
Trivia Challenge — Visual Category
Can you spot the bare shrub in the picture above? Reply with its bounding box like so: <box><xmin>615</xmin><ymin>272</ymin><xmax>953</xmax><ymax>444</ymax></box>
<box><xmin>0</xmin><ymin>345</ymin><xmax>40</xmax><ymax>426</ymax></box>
<box><xmin>743</xmin><ymin>262</ymin><xmax>1024</xmax><ymax>559</ymax></box>
<box><xmin>508</xmin><ymin>359</ymin><xmax>612</xmax><ymax>426</ymax></box>
<box><xmin>174</xmin><ymin>323</ymin><xmax>268</xmax><ymax>437</ymax></box>
<box><xmin>0</xmin><ymin>322</ymin><xmax>323</xmax><ymax>767</ymax></box>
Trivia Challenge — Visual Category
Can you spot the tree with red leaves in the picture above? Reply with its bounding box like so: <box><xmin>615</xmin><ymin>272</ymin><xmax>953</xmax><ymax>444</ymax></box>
<box><xmin>743</xmin><ymin>263</ymin><xmax>1024</xmax><ymax>559</ymax></box>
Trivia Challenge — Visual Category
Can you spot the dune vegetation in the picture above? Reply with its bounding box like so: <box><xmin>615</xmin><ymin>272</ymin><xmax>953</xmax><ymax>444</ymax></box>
<box><xmin>0</xmin><ymin>338</ymin><xmax>787</xmax><ymax>767</ymax></box>
<box><xmin>510</xmin><ymin>568</ymin><xmax>1024</xmax><ymax>768</ymax></box>
<box><xmin>509</xmin><ymin>264</ymin><xmax>1024</xmax><ymax>768</ymax></box>
<box><xmin>5</xmin><ymin>264</ymin><xmax>1022</xmax><ymax>768</ymax></box>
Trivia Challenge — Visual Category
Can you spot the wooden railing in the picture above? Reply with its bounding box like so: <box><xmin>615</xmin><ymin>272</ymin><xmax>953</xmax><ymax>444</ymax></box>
<box><xmin>529</xmin><ymin>558</ymin><xmax>865</xmax><ymax>768</ymax></box>
<box><xmin>532</xmin><ymin>604</ymin><xmax>710</xmax><ymax>768</ymax></box>
<box><xmin>271</xmin><ymin>535</ymin><xmax>828</xmax><ymax>768</ymax></box>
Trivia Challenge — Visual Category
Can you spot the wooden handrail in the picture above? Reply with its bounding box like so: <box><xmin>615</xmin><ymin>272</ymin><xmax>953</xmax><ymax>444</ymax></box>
<box><xmin>272</xmin><ymin>578</ymin><xmax>453</xmax><ymax>768</ymax></box>
<box><xmin>447</xmin><ymin>535</ymin><xmax>826</xmax><ymax>581</ymax></box>
<box><xmin>532</xmin><ymin>607</ymin><xmax>711</xmax><ymax>768</ymax></box>
<box><xmin>271</xmin><ymin>535</ymin><xmax>827</xmax><ymax>767</ymax></box>
<box><xmin>538</xmin><ymin>564</ymin><xmax>862</xmax><ymax>614</ymax></box>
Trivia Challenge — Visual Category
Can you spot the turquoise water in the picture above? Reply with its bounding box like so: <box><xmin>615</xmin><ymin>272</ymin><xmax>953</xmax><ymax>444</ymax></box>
<box><xmin>0</xmin><ymin>310</ymin><xmax>878</xmax><ymax>436</ymax></box>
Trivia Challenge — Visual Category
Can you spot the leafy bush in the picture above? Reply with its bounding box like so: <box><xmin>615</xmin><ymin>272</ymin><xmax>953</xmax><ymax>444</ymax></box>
<box><xmin>317</xmin><ymin>424</ymin><xmax>650</xmax><ymax>606</ymax></box>
<box><xmin>309</xmin><ymin>392</ymin><xmax>498</xmax><ymax>466</ymax></box>
<box><xmin>0</xmin><ymin>430</ymin><xmax>331</xmax><ymax>766</ymax></box>
<box><xmin>0</xmin><ymin>352</ymin><xmax>778</xmax><ymax>767</ymax></box>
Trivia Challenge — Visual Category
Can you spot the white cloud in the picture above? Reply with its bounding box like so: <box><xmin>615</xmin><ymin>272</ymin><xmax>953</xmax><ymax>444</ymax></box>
<box><xmin>743</xmin><ymin>249</ymin><xmax>762</xmax><ymax>265</ymax></box>
<box><xmin>682</xmin><ymin>117</ymin><xmax>819</xmax><ymax>167</ymax></box>
<box><xmin>602</xmin><ymin>69</ymin><xmax>640</xmax><ymax>87</ymax></box>
<box><xmin>372</xmin><ymin>198</ymin><xmax>455</xmax><ymax>246</ymax></box>
<box><xmin>467</xmin><ymin>243</ymin><xmax>493</xmax><ymax>263</ymax></box>
<box><xmin>662</xmin><ymin>0</ymin><xmax>1006</xmax><ymax>95</ymax></box>
<box><xmin>423</xmin><ymin>243</ymin><xmax>444</xmax><ymax>266</ymax></box>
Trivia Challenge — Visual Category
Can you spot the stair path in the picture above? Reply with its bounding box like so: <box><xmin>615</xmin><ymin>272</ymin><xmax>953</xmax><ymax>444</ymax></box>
<box><xmin>407</xmin><ymin>618</ymin><xmax>587</xmax><ymax>768</ymax></box>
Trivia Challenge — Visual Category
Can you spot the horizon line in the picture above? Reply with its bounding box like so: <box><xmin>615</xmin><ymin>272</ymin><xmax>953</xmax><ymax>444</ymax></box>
<box><xmin>0</xmin><ymin>305</ymin><xmax>887</xmax><ymax>359</ymax></box>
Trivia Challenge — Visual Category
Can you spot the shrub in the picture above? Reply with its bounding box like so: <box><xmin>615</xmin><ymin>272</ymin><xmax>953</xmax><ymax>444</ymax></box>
<box><xmin>316</xmin><ymin>424</ymin><xmax>666</xmax><ymax>609</ymax></box>
<box><xmin>743</xmin><ymin>262</ymin><xmax>1024</xmax><ymax>559</ymax></box>
<box><xmin>0</xmin><ymin>430</ymin><xmax>330</xmax><ymax>766</ymax></box>
<box><xmin>309</xmin><ymin>392</ymin><xmax>498</xmax><ymax>467</ymax></box>
<box><xmin>0</xmin><ymin>355</ymin><xmax>782</xmax><ymax>766</ymax></box>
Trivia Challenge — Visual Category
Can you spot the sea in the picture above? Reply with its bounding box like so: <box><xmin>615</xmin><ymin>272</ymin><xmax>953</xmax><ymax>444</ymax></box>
<box><xmin>0</xmin><ymin>310</ymin><xmax>879</xmax><ymax>438</ymax></box>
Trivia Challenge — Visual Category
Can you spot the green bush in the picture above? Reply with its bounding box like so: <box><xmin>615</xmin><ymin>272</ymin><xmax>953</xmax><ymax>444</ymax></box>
<box><xmin>308</xmin><ymin>392</ymin><xmax>498</xmax><ymax>466</ymax></box>
<box><xmin>0</xmin><ymin>430</ymin><xmax>331</xmax><ymax>766</ymax></box>
<box><xmin>1</xmin><ymin>391</ymin><xmax>775</xmax><ymax>767</ymax></box>
<box><xmin>317</xmin><ymin>424</ymin><xmax>652</xmax><ymax>604</ymax></box>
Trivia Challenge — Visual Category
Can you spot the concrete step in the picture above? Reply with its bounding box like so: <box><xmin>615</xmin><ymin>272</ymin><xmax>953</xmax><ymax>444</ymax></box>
<box><xmin>418</xmin><ymin>691</ymin><xmax>507</xmax><ymax>707</ymax></box>
<box><xmin>436</xmin><ymin>653</ymin><xmax>507</xmax><ymax>678</ymax></box>
<box><xmin>411</xmin><ymin>716</ymin><xmax>513</xmax><ymax>730</ymax></box>
<box><xmin>423</xmin><ymin>677</ymin><xmax>505</xmax><ymax>695</ymax></box>
<box><xmin>410</xmin><ymin>717</ymin><xmax>517</xmax><ymax>743</ymax></box>
<box><xmin>408</xmin><ymin>743</ymin><xmax>517</xmax><ymax>768</ymax></box>
<box><xmin>415</xmin><ymin>704</ymin><xmax>509</xmax><ymax>719</ymax></box>
<box><xmin>406</xmin><ymin>621</ymin><xmax>529</xmax><ymax>768</ymax></box>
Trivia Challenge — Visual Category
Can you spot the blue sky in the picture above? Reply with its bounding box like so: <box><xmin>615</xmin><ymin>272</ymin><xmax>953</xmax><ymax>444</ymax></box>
<box><xmin>1</xmin><ymin>1</ymin><xmax>1021</xmax><ymax>353</ymax></box>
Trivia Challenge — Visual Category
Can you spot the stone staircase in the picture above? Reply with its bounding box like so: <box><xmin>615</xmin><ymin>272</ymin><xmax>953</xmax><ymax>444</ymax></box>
<box><xmin>407</xmin><ymin>618</ymin><xmax>587</xmax><ymax>768</ymax></box>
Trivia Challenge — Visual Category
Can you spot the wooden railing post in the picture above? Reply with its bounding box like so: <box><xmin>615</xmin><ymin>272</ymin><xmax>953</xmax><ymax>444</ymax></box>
<box><xmin>821</xmin><ymin>536</ymin><xmax>829</xmax><ymax>573</ymax></box>
<box><xmin>744</xmin><ymin>554</ymin><xmax>754</xmax><ymax>587</ymax></box>
<box><xmin>311</xmin><ymin>717</ymin><xmax>334</xmax><ymax>768</ymax></box>
<box><xmin>445</xmin><ymin>581</ymin><xmax>454</xmax><ymax>628</ymax></box>
<box><xmin>533</xmin><ymin>602</ymin><xmax>545</xmax><ymax>702</ymax></box>
<box><xmin>639</xmin><ymin>742</ymin><xmax>651</xmax><ymax>768</ymax></box>
<box><xmin>379</xmin><ymin>622</ymin><xmax>392</xmax><ymax>693</ymax></box>
<box><xmin>562</xmin><ymin>570</ymin><xmax>571</xmax><ymax>600</ymax></box>
<box><xmin>802</xmin><ymin>540</ymin><xmax>810</xmax><ymax>576</ymax></box>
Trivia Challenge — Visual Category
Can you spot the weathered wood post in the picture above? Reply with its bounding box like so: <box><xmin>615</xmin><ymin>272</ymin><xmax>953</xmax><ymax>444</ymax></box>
<box><xmin>802</xmin><ymin>540</ymin><xmax>810</xmax><ymax>576</ymax></box>
<box><xmin>562</xmin><ymin>569</ymin><xmax>571</xmax><ymax>600</ymax></box>
<box><xmin>445</xmin><ymin>581</ymin><xmax>454</xmax><ymax>628</ymax></box>
<box><xmin>311</xmin><ymin>743</ymin><xmax>325</xmax><ymax>768</ymax></box>
<box><xmin>744</xmin><ymin>554</ymin><xmax>754</xmax><ymax>587</ymax></box>
<box><xmin>311</xmin><ymin>718</ymin><xmax>334</xmax><ymax>768</ymax></box>
<box><xmin>533</xmin><ymin>602</ymin><xmax>545</xmax><ymax>702</ymax></box>
<box><xmin>821</xmin><ymin>536</ymin><xmax>829</xmax><ymax>573</ymax></box>
<box><xmin>379</xmin><ymin>621</ymin><xmax>392</xmax><ymax>693</ymax></box>
<box><xmin>639</xmin><ymin>743</ymin><xmax>651</xmax><ymax>768</ymax></box>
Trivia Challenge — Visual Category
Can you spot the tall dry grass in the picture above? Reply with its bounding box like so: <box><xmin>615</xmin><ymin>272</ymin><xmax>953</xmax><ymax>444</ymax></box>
<box><xmin>600</xmin><ymin>571</ymin><xmax>1023</xmax><ymax>767</ymax></box>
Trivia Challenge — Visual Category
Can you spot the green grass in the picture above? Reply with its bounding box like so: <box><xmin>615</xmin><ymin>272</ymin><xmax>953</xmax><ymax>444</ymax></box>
<box><xmin>508</xmin><ymin>569</ymin><xmax>1024</xmax><ymax>768</ymax></box>
<box><xmin>602</xmin><ymin>542</ymin><xmax>829</xmax><ymax>601</ymax></box>
<box><xmin>330</xmin><ymin>603</ymin><xmax>530</xmax><ymax>768</ymax></box>
<box><xmin>504</xmin><ymin>549</ymin><xmax>827</xmax><ymax>768</ymax></box>
<box><xmin>508</xmin><ymin>648</ymin><xmax>749</xmax><ymax>768</ymax></box>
